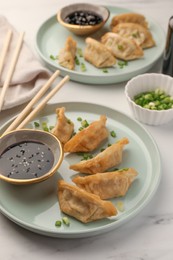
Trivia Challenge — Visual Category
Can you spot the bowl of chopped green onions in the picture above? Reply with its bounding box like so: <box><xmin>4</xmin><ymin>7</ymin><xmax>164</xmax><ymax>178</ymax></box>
<box><xmin>125</xmin><ymin>73</ymin><xmax>173</xmax><ymax>125</ymax></box>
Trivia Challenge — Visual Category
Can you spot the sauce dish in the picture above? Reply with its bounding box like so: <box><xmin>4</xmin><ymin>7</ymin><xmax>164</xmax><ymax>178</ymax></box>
<box><xmin>0</xmin><ymin>129</ymin><xmax>63</xmax><ymax>185</ymax></box>
<box><xmin>57</xmin><ymin>3</ymin><xmax>110</xmax><ymax>36</ymax></box>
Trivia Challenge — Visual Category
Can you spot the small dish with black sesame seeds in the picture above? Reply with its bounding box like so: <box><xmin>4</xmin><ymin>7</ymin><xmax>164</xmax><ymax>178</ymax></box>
<box><xmin>57</xmin><ymin>3</ymin><xmax>110</xmax><ymax>36</ymax></box>
<box><xmin>0</xmin><ymin>129</ymin><xmax>63</xmax><ymax>185</ymax></box>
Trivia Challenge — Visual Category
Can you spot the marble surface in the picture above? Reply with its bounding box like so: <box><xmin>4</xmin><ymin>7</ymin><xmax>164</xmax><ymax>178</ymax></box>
<box><xmin>0</xmin><ymin>0</ymin><xmax>173</xmax><ymax>259</ymax></box>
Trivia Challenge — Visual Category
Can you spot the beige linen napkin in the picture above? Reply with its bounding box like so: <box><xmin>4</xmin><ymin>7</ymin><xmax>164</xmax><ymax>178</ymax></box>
<box><xmin>0</xmin><ymin>16</ymin><xmax>51</xmax><ymax>111</ymax></box>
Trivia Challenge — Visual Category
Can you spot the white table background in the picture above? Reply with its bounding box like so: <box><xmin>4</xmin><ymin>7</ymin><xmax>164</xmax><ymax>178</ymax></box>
<box><xmin>0</xmin><ymin>0</ymin><xmax>173</xmax><ymax>259</ymax></box>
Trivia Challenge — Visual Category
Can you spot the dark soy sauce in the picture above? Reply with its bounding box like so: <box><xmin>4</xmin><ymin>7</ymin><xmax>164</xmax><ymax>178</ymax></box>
<box><xmin>0</xmin><ymin>141</ymin><xmax>54</xmax><ymax>179</ymax></box>
<box><xmin>64</xmin><ymin>11</ymin><xmax>103</xmax><ymax>26</ymax></box>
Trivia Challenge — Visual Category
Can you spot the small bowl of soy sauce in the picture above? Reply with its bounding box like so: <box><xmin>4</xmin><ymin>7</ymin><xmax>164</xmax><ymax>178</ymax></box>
<box><xmin>0</xmin><ymin>129</ymin><xmax>63</xmax><ymax>185</ymax></box>
<box><xmin>57</xmin><ymin>3</ymin><xmax>110</xmax><ymax>36</ymax></box>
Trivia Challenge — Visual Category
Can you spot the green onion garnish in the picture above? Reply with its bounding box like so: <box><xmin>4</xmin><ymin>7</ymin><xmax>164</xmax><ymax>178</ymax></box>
<box><xmin>55</xmin><ymin>220</ymin><xmax>62</xmax><ymax>227</ymax></box>
<box><xmin>81</xmin><ymin>119</ymin><xmax>89</xmax><ymax>128</ymax></box>
<box><xmin>110</xmin><ymin>130</ymin><xmax>116</xmax><ymax>138</ymax></box>
<box><xmin>75</xmin><ymin>56</ymin><xmax>80</xmax><ymax>65</ymax></box>
<box><xmin>62</xmin><ymin>217</ymin><xmax>70</xmax><ymax>226</ymax></box>
<box><xmin>81</xmin><ymin>153</ymin><xmax>93</xmax><ymax>161</ymax></box>
<box><xmin>102</xmin><ymin>68</ymin><xmax>108</xmax><ymax>73</ymax></box>
<box><xmin>118</xmin><ymin>60</ymin><xmax>128</xmax><ymax>69</ymax></box>
<box><xmin>41</xmin><ymin>122</ymin><xmax>49</xmax><ymax>132</ymax></box>
<box><xmin>81</xmin><ymin>62</ymin><xmax>86</xmax><ymax>72</ymax></box>
<box><xmin>50</xmin><ymin>54</ymin><xmax>58</xmax><ymax>60</ymax></box>
<box><xmin>134</xmin><ymin>88</ymin><xmax>173</xmax><ymax>110</ymax></box>
<box><xmin>34</xmin><ymin>121</ymin><xmax>40</xmax><ymax>128</ymax></box>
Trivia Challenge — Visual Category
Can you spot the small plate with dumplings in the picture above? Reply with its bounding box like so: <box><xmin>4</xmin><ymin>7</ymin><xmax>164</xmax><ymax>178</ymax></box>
<box><xmin>36</xmin><ymin>6</ymin><xmax>165</xmax><ymax>84</ymax></box>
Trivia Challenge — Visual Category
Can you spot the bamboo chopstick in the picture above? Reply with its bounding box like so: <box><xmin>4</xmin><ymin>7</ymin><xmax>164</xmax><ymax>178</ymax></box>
<box><xmin>3</xmin><ymin>70</ymin><xmax>60</xmax><ymax>135</ymax></box>
<box><xmin>0</xmin><ymin>29</ymin><xmax>12</xmax><ymax>78</ymax></box>
<box><xmin>16</xmin><ymin>75</ymin><xmax>70</xmax><ymax>130</ymax></box>
<box><xmin>0</xmin><ymin>31</ymin><xmax>25</xmax><ymax>111</ymax></box>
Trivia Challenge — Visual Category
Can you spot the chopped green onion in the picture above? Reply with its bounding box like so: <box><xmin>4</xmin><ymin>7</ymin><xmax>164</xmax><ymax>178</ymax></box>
<box><xmin>81</xmin><ymin>153</ymin><xmax>93</xmax><ymax>160</ymax></box>
<box><xmin>81</xmin><ymin>119</ymin><xmax>89</xmax><ymax>128</ymax></box>
<box><xmin>78</xmin><ymin>119</ymin><xmax>89</xmax><ymax>131</ymax></box>
<box><xmin>77</xmin><ymin>117</ymin><xmax>82</xmax><ymax>121</ymax></box>
<box><xmin>110</xmin><ymin>130</ymin><xmax>116</xmax><ymax>138</ymax></box>
<box><xmin>80</xmin><ymin>62</ymin><xmax>86</xmax><ymax>72</ymax></box>
<box><xmin>134</xmin><ymin>88</ymin><xmax>173</xmax><ymax>110</ymax></box>
<box><xmin>102</xmin><ymin>68</ymin><xmax>108</xmax><ymax>73</ymax></box>
<box><xmin>41</xmin><ymin>122</ymin><xmax>49</xmax><ymax>132</ymax></box>
<box><xmin>62</xmin><ymin>217</ymin><xmax>70</xmax><ymax>226</ymax></box>
<box><xmin>34</xmin><ymin>121</ymin><xmax>40</xmax><ymax>128</ymax></box>
<box><xmin>118</xmin><ymin>60</ymin><xmax>128</xmax><ymax>69</ymax></box>
<box><xmin>55</xmin><ymin>220</ymin><xmax>62</xmax><ymax>227</ymax></box>
<box><xmin>50</xmin><ymin>54</ymin><xmax>58</xmax><ymax>60</ymax></box>
<box><xmin>75</xmin><ymin>56</ymin><xmax>80</xmax><ymax>65</ymax></box>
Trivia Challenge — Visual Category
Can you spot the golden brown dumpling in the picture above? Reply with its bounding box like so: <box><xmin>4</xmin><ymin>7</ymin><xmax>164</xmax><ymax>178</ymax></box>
<box><xmin>64</xmin><ymin>115</ymin><xmax>108</xmax><ymax>153</ymax></box>
<box><xmin>112</xmin><ymin>23</ymin><xmax>155</xmax><ymax>49</ymax></box>
<box><xmin>51</xmin><ymin>107</ymin><xmax>74</xmax><ymax>144</ymax></box>
<box><xmin>84</xmin><ymin>37</ymin><xmax>116</xmax><ymax>68</ymax></box>
<box><xmin>58</xmin><ymin>36</ymin><xmax>77</xmax><ymax>70</ymax></box>
<box><xmin>111</xmin><ymin>13</ymin><xmax>148</xmax><ymax>29</ymax></box>
<box><xmin>70</xmin><ymin>137</ymin><xmax>129</xmax><ymax>174</ymax></box>
<box><xmin>73</xmin><ymin>167</ymin><xmax>138</xmax><ymax>199</ymax></box>
<box><xmin>101</xmin><ymin>32</ymin><xmax>143</xmax><ymax>61</ymax></box>
<box><xmin>58</xmin><ymin>180</ymin><xmax>117</xmax><ymax>223</ymax></box>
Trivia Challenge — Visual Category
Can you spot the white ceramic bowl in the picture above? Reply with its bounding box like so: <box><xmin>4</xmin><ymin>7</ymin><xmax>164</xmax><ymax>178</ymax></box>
<box><xmin>57</xmin><ymin>3</ymin><xmax>110</xmax><ymax>36</ymax></box>
<box><xmin>125</xmin><ymin>73</ymin><xmax>173</xmax><ymax>125</ymax></box>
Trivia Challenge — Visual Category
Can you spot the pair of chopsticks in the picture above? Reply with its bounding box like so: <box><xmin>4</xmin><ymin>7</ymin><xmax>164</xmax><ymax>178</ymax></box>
<box><xmin>3</xmin><ymin>70</ymin><xmax>70</xmax><ymax>136</ymax></box>
<box><xmin>0</xmin><ymin>30</ymin><xmax>25</xmax><ymax>111</ymax></box>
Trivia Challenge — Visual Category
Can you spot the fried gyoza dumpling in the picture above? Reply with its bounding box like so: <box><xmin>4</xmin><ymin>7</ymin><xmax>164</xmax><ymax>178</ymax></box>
<box><xmin>51</xmin><ymin>107</ymin><xmax>74</xmax><ymax>144</ymax></box>
<box><xmin>101</xmin><ymin>32</ymin><xmax>143</xmax><ymax>61</ymax></box>
<box><xmin>58</xmin><ymin>36</ymin><xmax>77</xmax><ymax>70</ymax></box>
<box><xmin>112</xmin><ymin>23</ymin><xmax>155</xmax><ymax>49</ymax></box>
<box><xmin>110</xmin><ymin>13</ymin><xmax>148</xmax><ymax>29</ymax></box>
<box><xmin>70</xmin><ymin>137</ymin><xmax>129</xmax><ymax>174</ymax></box>
<box><xmin>84</xmin><ymin>37</ymin><xmax>116</xmax><ymax>68</ymax></box>
<box><xmin>73</xmin><ymin>167</ymin><xmax>138</xmax><ymax>199</ymax></box>
<box><xmin>64</xmin><ymin>115</ymin><xmax>108</xmax><ymax>153</ymax></box>
<box><xmin>58</xmin><ymin>180</ymin><xmax>117</xmax><ymax>223</ymax></box>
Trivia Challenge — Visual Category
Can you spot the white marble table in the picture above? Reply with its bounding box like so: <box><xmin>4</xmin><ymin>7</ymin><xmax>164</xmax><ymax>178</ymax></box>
<box><xmin>0</xmin><ymin>0</ymin><xmax>173</xmax><ymax>259</ymax></box>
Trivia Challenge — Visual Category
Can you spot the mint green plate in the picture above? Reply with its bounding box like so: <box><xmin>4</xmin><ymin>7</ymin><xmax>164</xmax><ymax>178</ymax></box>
<box><xmin>35</xmin><ymin>6</ymin><xmax>165</xmax><ymax>84</ymax></box>
<box><xmin>0</xmin><ymin>102</ymin><xmax>161</xmax><ymax>238</ymax></box>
